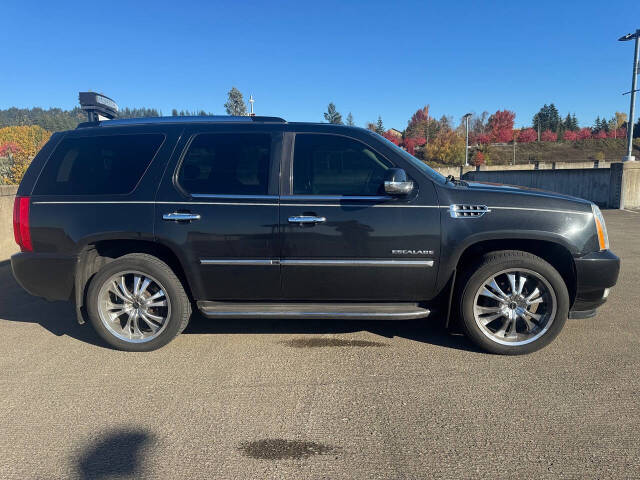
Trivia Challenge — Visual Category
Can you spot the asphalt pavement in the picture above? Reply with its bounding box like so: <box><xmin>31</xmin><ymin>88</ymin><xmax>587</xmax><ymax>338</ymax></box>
<box><xmin>0</xmin><ymin>210</ymin><xmax>638</xmax><ymax>479</ymax></box>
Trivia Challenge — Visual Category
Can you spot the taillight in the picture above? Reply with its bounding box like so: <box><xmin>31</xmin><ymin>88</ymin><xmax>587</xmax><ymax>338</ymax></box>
<box><xmin>13</xmin><ymin>196</ymin><xmax>33</xmax><ymax>252</ymax></box>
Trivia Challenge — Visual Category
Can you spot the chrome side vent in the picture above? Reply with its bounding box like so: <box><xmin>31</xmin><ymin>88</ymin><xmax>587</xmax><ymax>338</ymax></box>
<box><xmin>449</xmin><ymin>204</ymin><xmax>491</xmax><ymax>218</ymax></box>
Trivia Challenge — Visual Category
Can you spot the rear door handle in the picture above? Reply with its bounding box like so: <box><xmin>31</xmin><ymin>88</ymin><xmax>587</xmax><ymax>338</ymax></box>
<box><xmin>288</xmin><ymin>215</ymin><xmax>327</xmax><ymax>224</ymax></box>
<box><xmin>163</xmin><ymin>212</ymin><xmax>201</xmax><ymax>222</ymax></box>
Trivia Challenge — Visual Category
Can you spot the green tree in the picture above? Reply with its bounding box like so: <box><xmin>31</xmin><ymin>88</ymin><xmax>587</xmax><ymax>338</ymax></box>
<box><xmin>533</xmin><ymin>104</ymin><xmax>562</xmax><ymax>132</ymax></box>
<box><xmin>563</xmin><ymin>112</ymin><xmax>579</xmax><ymax>131</ymax></box>
<box><xmin>375</xmin><ymin>116</ymin><xmax>385</xmax><ymax>135</ymax></box>
<box><xmin>324</xmin><ymin>103</ymin><xmax>343</xmax><ymax>124</ymax></box>
<box><xmin>224</xmin><ymin>87</ymin><xmax>247</xmax><ymax>116</ymax></box>
<box><xmin>346</xmin><ymin>112</ymin><xmax>355</xmax><ymax>126</ymax></box>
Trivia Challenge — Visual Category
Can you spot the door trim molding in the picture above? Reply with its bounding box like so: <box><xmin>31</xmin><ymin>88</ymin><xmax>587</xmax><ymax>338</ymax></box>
<box><xmin>200</xmin><ymin>258</ymin><xmax>434</xmax><ymax>267</ymax></box>
<box><xmin>200</xmin><ymin>259</ymin><xmax>278</xmax><ymax>265</ymax></box>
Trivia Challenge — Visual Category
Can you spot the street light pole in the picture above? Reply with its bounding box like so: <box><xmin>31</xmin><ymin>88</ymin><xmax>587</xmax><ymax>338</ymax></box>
<box><xmin>463</xmin><ymin>113</ymin><xmax>472</xmax><ymax>166</ymax></box>
<box><xmin>619</xmin><ymin>29</ymin><xmax>640</xmax><ymax>161</ymax></box>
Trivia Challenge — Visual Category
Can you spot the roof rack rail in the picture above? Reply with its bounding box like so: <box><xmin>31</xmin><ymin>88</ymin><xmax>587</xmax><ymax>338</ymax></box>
<box><xmin>76</xmin><ymin>115</ymin><xmax>286</xmax><ymax>128</ymax></box>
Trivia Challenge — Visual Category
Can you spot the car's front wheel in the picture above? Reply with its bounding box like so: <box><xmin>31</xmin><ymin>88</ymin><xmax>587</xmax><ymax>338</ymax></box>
<box><xmin>86</xmin><ymin>253</ymin><xmax>191</xmax><ymax>351</ymax></box>
<box><xmin>459</xmin><ymin>250</ymin><xmax>569</xmax><ymax>355</ymax></box>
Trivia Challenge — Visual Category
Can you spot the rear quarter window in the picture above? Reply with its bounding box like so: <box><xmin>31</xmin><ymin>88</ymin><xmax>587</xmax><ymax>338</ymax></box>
<box><xmin>33</xmin><ymin>133</ymin><xmax>164</xmax><ymax>195</ymax></box>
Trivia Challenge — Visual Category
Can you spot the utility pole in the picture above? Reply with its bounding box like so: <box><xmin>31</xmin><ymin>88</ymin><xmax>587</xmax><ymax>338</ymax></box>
<box><xmin>619</xmin><ymin>29</ymin><xmax>640</xmax><ymax>161</ymax></box>
<box><xmin>249</xmin><ymin>95</ymin><xmax>255</xmax><ymax>117</ymax></box>
<box><xmin>463</xmin><ymin>113</ymin><xmax>472</xmax><ymax>166</ymax></box>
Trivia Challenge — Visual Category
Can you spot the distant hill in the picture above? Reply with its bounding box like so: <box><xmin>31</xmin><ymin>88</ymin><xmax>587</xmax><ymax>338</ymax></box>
<box><xmin>0</xmin><ymin>106</ymin><xmax>164</xmax><ymax>132</ymax></box>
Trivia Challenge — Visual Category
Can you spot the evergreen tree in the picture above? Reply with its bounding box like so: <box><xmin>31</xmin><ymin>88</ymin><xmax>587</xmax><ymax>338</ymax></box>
<box><xmin>593</xmin><ymin>116</ymin><xmax>601</xmax><ymax>133</ymax></box>
<box><xmin>171</xmin><ymin>109</ymin><xmax>178</xmax><ymax>116</ymax></box>
<box><xmin>375</xmin><ymin>116</ymin><xmax>385</xmax><ymax>135</ymax></box>
<box><xmin>323</xmin><ymin>103</ymin><xmax>343</xmax><ymax>124</ymax></box>
<box><xmin>346</xmin><ymin>112</ymin><xmax>355</xmax><ymax>126</ymax></box>
<box><xmin>224</xmin><ymin>87</ymin><xmax>247</xmax><ymax>116</ymax></box>
<box><xmin>563</xmin><ymin>113</ymin><xmax>578</xmax><ymax>131</ymax></box>
<box><xmin>548</xmin><ymin>104</ymin><xmax>560</xmax><ymax>131</ymax></box>
<box><xmin>571</xmin><ymin>113</ymin><xmax>579</xmax><ymax>131</ymax></box>
<box><xmin>533</xmin><ymin>104</ymin><xmax>562</xmax><ymax>132</ymax></box>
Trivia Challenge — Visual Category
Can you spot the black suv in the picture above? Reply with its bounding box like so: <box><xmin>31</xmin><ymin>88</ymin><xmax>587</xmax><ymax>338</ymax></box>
<box><xmin>11</xmin><ymin>115</ymin><xmax>620</xmax><ymax>353</ymax></box>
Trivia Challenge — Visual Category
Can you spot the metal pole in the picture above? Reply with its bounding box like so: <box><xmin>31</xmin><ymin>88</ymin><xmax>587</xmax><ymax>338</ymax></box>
<box><xmin>465</xmin><ymin>116</ymin><xmax>469</xmax><ymax>166</ymax></box>
<box><xmin>625</xmin><ymin>30</ymin><xmax>639</xmax><ymax>161</ymax></box>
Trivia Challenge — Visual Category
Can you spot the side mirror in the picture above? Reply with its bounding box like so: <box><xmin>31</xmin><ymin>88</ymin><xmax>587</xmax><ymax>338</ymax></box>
<box><xmin>384</xmin><ymin>168</ymin><xmax>414</xmax><ymax>196</ymax></box>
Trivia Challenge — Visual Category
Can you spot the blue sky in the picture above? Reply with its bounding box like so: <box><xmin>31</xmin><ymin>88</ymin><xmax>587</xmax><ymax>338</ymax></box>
<box><xmin>2</xmin><ymin>0</ymin><xmax>639</xmax><ymax>129</ymax></box>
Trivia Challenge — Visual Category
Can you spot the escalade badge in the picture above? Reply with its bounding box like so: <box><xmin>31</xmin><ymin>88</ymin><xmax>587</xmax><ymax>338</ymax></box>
<box><xmin>391</xmin><ymin>249</ymin><xmax>434</xmax><ymax>255</ymax></box>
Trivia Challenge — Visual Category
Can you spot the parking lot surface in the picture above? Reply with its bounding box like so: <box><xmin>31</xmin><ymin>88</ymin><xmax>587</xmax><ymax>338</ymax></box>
<box><xmin>0</xmin><ymin>210</ymin><xmax>638</xmax><ymax>479</ymax></box>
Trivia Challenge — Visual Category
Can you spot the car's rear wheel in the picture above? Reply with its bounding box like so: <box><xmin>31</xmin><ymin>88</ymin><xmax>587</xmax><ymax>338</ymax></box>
<box><xmin>86</xmin><ymin>253</ymin><xmax>191</xmax><ymax>351</ymax></box>
<box><xmin>459</xmin><ymin>250</ymin><xmax>569</xmax><ymax>355</ymax></box>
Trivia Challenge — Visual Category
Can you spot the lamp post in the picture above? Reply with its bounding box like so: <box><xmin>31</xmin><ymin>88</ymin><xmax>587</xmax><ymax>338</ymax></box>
<box><xmin>463</xmin><ymin>113</ymin><xmax>472</xmax><ymax>166</ymax></box>
<box><xmin>619</xmin><ymin>29</ymin><xmax>640</xmax><ymax>162</ymax></box>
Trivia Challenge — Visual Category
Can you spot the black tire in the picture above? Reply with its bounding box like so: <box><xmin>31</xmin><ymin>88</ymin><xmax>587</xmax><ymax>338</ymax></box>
<box><xmin>458</xmin><ymin>250</ymin><xmax>569</xmax><ymax>355</ymax></box>
<box><xmin>86</xmin><ymin>253</ymin><xmax>191</xmax><ymax>351</ymax></box>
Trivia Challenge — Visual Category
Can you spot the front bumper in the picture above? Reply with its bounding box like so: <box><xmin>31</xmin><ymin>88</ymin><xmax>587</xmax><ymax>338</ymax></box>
<box><xmin>570</xmin><ymin>250</ymin><xmax>620</xmax><ymax>315</ymax></box>
<box><xmin>11</xmin><ymin>252</ymin><xmax>77</xmax><ymax>301</ymax></box>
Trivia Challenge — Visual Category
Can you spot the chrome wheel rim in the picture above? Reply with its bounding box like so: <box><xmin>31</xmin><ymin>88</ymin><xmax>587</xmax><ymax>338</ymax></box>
<box><xmin>97</xmin><ymin>270</ymin><xmax>171</xmax><ymax>343</ymax></box>
<box><xmin>472</xmin><ymin>268</ymin><xmax>557</xmax><ymax>346</ymax></box>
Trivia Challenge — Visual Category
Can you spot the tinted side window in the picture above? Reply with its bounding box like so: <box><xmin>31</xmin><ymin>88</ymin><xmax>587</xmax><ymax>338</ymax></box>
<box><xmin>293</xmin><ymin>134</ymin><xmax>392</xmax><ymax>196</ymax></box>
<box><xmin>177</xmin><ymin>133</ymin><xmax>271</xmax><ymax>196</ymax></box>
<box><xmin>34</xmin><ymin>134</ymin><xmax>164</xmax><ymax>195</ymax></box>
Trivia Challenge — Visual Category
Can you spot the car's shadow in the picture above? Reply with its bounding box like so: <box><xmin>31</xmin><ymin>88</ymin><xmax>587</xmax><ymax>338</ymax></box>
<box><xmin>0</xmin><ymin>261</ymin><xmax>478</xmax><ymax>352</ymax></box>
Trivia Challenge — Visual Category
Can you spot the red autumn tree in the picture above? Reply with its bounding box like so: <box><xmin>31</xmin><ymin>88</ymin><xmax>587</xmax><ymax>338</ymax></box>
<box><xmin>470</xmin><ymin>150</ymin><xmax>485</xmax><ymax>166</ymax></box>
<box><xmin>474</xmin><ymin>134</ymin><xmax>491</xmax><ymax>144</ymax></box>
<box><xmin>0</xmin><ymin>141</ymin><xmax>22</xmax><ymax>157</ymax></box>
<box><xmin>576</xmin><ymin>128</ymin><xmax>592</xmax><ymax>140</ymax></box>
<box><xmin>382</xmin><ymin>130</ymin><xmax>401</xmax><ymax>146</ymax></box>
<box><xmin>563</xmin><ymin>130</ymin><xmax>578</xmax><ymax>141</ymax></box>
<box><xmin>593</xmin><ymin>130</ymin><xmax>607</xmax><ymax>139</ymax></box>
<box><xmin>405</xmin><ymin>106</ymin><xmax>431</xmax><ymax>139</ymax></box>
<box><xmin>487</xmin><ymin>110</ymin><xmax>516</xmax><ymax>143</ymax></box>
<box><xmin>541</xmin><ymin>130</ymin><xmax>557</xmax><ymax>142</ymax></box>
<box><xmin>517</xmin><ymin>128</ymin><xmax>537</xmax><ymax>143</ymax></box>
<box><xmin>403</xmin><ymin>136</ymin><xmax>425</xmax><ymax>155</ymax></box>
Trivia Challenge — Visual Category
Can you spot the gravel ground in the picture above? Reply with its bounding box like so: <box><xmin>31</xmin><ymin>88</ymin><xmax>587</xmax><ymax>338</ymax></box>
<box><xmin>0</xmin><ymin>210</ymin><xmax>638</xmax><ymax>479</ymax></box>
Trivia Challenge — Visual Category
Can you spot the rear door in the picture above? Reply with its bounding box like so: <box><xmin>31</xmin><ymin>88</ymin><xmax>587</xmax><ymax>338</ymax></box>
<box><xmin>279</xmin><ymin>130</ymin><xmax>441</xmax><ymax>301</ymax></box>
<box><xmin>155</xmin><ymin>124</ymin><xmax>282</xmax><ymax>301</ymax></box>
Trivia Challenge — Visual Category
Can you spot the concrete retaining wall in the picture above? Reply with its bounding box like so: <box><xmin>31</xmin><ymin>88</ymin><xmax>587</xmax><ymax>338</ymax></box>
<box><xmin>433</xmin><ymin>160</ymin><xmax>611</xmax><ymax>179</ymax></box>
<box><xmin>621</xmin><ymin>162</ymin><xmax>640</xmax><ymax>209</ymax></box>
<box><xmin>457</xmin><ymin>162</ymin><xmax>640</xmax><ymax>209</ymax></box>
<box><xmin>0</xmin><ymin>186</ymin><xmax>18</xmax><ymax>262</ymax></box>
<box><xmin>461</xmin><ymin>166</ymin><xmax>621</xmax><ymax>208</ymax></box>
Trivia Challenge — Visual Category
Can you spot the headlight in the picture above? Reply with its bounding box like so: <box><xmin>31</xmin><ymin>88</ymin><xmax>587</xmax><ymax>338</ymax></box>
<box><xmin>591</xmin><ymin>204</ymin><xmax>609</xmax><ymax>250</ymax></box>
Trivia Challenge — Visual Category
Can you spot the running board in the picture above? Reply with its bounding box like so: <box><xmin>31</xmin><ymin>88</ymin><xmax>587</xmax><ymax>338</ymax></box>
<box><xmin>197</xmin><ymin>301</ymin><xmax>431</xmax><ymax>320</ymax></box>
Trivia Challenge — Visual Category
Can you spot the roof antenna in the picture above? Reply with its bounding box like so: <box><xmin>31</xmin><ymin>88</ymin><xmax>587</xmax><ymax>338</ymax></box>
<box><xmin>249</xmin><ymin>95</ymin><xmax>255</xmax><ymax>117</ymax></box>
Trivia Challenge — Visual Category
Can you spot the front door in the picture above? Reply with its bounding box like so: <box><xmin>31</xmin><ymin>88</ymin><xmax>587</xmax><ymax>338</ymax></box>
<box><xmin>280</xmin><ymin>132</ymin><xmax>440</xmax><ymax>301</ymax></box>
<box><xmin>155</xmin><ymin>126</ymin><xmax>282</xmax><ymax>301</ymax></box>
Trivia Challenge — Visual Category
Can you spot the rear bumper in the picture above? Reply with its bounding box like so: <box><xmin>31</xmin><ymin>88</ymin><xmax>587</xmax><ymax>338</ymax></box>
<box><xmin>571</xmin><ymin>250</ymin><xmax>620</xmax><ymax>314</ymax></box>
<box><xmin>11</xmin><ymin>252</ymin><xmax>76</xmax><ymax>301</ymax></box>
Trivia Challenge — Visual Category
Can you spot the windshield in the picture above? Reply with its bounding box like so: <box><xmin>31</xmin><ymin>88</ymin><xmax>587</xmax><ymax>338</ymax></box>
<box><xmin>375</xmin><ymin>133</ymin><xmax>447</xmax><ymax>184</ymax></box>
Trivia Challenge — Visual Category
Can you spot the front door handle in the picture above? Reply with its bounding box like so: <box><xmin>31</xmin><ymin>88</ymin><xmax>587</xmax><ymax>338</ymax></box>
<box><xmin>163</xmin><ymin>212</ymin><xmax>201</xmax><ymax>222</ymax></box>
<box><xmin>288</xmin><ymin>215</ymin><xmax>327</xmax><ymax>225</ymax></box>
